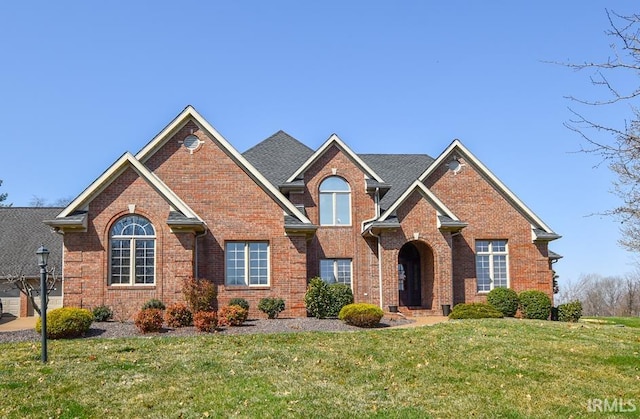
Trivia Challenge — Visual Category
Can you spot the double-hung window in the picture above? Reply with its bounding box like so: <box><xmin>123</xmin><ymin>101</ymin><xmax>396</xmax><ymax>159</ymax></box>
<box><xmin>320</xmin><ymin>259</ymin><xmax>352</xmax><ymax>287</ymax></box>
<box><xmin>110</xmin><ymin>215</ymin><xmax>155</xmax><ymax>285</ymax></box>
<box><xmin>475</xmin><ymin>240</ymin><xmax>508</xmax><ymax>292</ymax></box>
<box><xmin>225</xmin><ymin>242</ymin><xmax>269</xmax><ymax>286</ymax></box>
<box><xmin>319</xmin><ymin>177</ymin><xmax>351</xmax><ymax>226</ymax></box>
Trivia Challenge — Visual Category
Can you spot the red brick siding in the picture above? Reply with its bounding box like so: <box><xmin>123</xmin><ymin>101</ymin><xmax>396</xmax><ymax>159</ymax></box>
<box><xmin>424</xmin><ymin>156</ymin><xmax>554</xmax><ymax>305</ymax></box>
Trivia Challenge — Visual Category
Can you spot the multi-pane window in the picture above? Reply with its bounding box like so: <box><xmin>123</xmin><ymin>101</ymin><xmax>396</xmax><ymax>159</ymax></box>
<box><xmin>475</xmin><ymin>240</ymin><xmax>508</xmax><ymax>292</ymax></box>
<box><xmin>319</xmin><ymin>177</ymin><xmax>351</xmax><ymax>226</ymax></box>
<box><xmin>320</xmin><ymin>259</ymin><xmax>352</xmax><ymax>287</ymax></box>
<box><xmin>110</xmin><ymin>215</ymin><xmax>155</xmax><ymax>285</ymax></box>
<box><xmin>225</xmin><ymin>242</ymin><xmax>269</xmax><ymax>286</ymax></box>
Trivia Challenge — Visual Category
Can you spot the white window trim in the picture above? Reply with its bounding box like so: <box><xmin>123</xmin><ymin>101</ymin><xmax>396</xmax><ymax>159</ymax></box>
<box><xmin>475</xmin><ymin>240</ymin><xmax>509</xmax><ymax>293</ymax></box>
<box><xmin>109</xmin><ymin>216</ymin><xmax>156</xmax><ymax>286</ymax></box>
<box><xmin>320</xmin><ymin>258</ymin><xmax>353</xmax><ymax>288</ymax></box>
<box><xmin>225</xmin><ymin>241</ymin><xmax>270</xmax><ymax>287</ymax></box>
<box><xmin>319</xmin><ymin>177</ymin><xmax>352</xmax><ymax>227</ymax></box>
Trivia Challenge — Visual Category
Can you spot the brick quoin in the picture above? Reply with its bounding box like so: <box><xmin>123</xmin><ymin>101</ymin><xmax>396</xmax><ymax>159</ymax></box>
<box><xmin>56</xmin><ymin>111</ymin><xmax>558</xmax><ymax>320</ymax></box>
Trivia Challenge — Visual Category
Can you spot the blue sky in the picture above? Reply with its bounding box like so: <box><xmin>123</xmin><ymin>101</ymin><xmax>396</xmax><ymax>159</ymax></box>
<box><xmin>1</xmin><ymin>1</ymin><xmax>637</xmax><ymax>288</ymax></box>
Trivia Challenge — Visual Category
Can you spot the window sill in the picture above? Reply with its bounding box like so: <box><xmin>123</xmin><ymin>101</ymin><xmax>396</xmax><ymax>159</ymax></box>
<box><xmin>108</xmin><ymin>285</ymin><xmax>156</xmax><ymax>290</ymax></box>
<box><xmin>224</xmin><ymin>285</ymin><xmax>271</xmax><ymax>291</ymax></box>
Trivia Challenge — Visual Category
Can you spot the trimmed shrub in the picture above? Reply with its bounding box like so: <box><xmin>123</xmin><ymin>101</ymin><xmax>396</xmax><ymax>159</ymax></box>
<box><xmin>141</xmin><ymin>299</ymin><xmax>166</xmax><ymax>311</ymax></box>
<box><xmin>218</xmin><ymin>305</ymin><xmax>248</xmax><ymax>327</ymax></box>
<box><xmin>519</xmin><ymin>290</ymin><xmax>552</xmax><ymax>320</ymax></box>
<box><xmin>338</xmin><ymin>303</ymin><xmax>384</xmax><ymax>327</ymax></box>
<box><xmin>558</xmin><ymin>300</ymin><xmax>583</xmax><ymax>322</ymax></box>
<box><xmin>35</xmin><ymin>307</ymin><xmax>94</xmax><ymax>339</ymax></box>
<box><xmin>134</xmin><ymin>308</ymin><xmax>164</xmax><ymax>333</ymax></box>
<box><xmin>183</xmin><ymin>277</ymin><xmax>217</xmax><ymax>313</ymax></box>
<box><xmin>193</xmin><ymin>311</ymin><xmax>218</xmax><ymax>332</ymax></box>
<box><xmin>92</xmin><ymin>305</ymin><xmax>113</xmax><ymax>322</ymax></box>
<box><xmin>486</xmin><ymin>287</ymin><xmax>519</xmax><ymax>317</ymax></box>
<box><xmin>304</xmin><ymin>277</ymin><xmax>337</xmax><ymax>319</ymax></box>
<box><xmin>258</xmin><ymin>297</ymin><xmax>285</xmax><ymax>319</ymax></box>
<box><xmin>165</xmin><ymin>303</ymin><xmax>193</xmax><ymax>328</ymax></box>
<box><xmin>229</xmin><ymin>298</ymin><xmax>250</xmax><ymax>311</ymax></box>
<box><xmin>449</xmin><ymin>303</ymin><xmax>504</xmax><ymax>319</ymax></box>
<box><xmin>328</xmin><ymin>284</ymin><xmax>354</xmax><ymax>317</ymax></box>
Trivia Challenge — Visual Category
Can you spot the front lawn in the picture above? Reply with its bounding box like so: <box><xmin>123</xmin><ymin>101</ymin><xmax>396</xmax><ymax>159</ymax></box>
<box><xmin>1</xmin><ymin>319</ymin><xmax>638</xmax><ymax>418</ymax></box>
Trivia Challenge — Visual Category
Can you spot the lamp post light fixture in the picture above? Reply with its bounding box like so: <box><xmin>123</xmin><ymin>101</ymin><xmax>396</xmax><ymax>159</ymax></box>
<box><xmin>36</xmin><ymin>245</ymin><xmax>50</xmax><ymax>363</ymax></box>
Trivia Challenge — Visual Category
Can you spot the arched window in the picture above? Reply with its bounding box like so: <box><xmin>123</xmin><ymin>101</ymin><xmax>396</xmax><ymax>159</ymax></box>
<box><xmin>319</xmin><ymin>176</ymin><xmax>351</xmax><ymax>226</ymax></box>
<box><xmin>110</xmin><ymin>215</ymin><xmax>156</xmax><ymax>285</ymax></box>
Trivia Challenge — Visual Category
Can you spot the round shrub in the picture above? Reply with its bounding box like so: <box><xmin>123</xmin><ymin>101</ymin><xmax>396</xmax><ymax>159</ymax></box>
<box><xmin>193</xmin><ymin>311</ymin><xmax>218</xmax><ymax>332</ymax></box>
<box><xmin>182</xmin><ymin>277</ymin><xmax>217</xmax><ymax>313</ymax></box>
<box><xmin>92</xmin><ymin>305</ymin><xmax>113</xmax><ymax>322</ymax></box>
<box><xmin>218</xmin><ymin>305</ymin><xmax>248</xmax><ymax>327</ymax></box>
<box><xmin>134</xmin><ymin>308</ymin><xmax>164</xmax><ymax>333</ymax></box>
<box><xmin>328</xmin><ymin>284</ymin><xmax>354</xmax><ymax>317</ymax></box>
<box><xmin>229</xmin><ymin>298</ymin><xmax>250</xmax><ymax>311</ymax></box>
<box><xmin>141</xmin><ymin>299</ymin><xmax>166</xmax><ymax>311</ymax></box>
<box><xmin>338</xmin><ymin>303</ymin><xmax>384</xmax><ymax>327</ymax></box>
<box><xmin>519</xmin><ymin>290</ymin><xmax>552</xmax><ymax>320</ymax></box>
<box><xmin>304</xmin><ymin>277</ymin><xmax>333</xmax><ymax>319</ymax></box>
<box><xmin>258</xmin><ymin>297</ymin><xmax>285</xmax><ymax>319</ymax></box>
<box><xmin>35</xmin><ymin>307</ymin><xmax>94</xmax><ymax>339</ymax></box>
<box><xmin>486</xmin><ymin>287</ymin><xmax>519</xmax><ymax>317</ymax></box>
<box><xmin>449</xmin><ymin>303</ymin><xmax>504</xmax><ymax>319</ymax></box>
<box><xmin>165</xmin><ymin>303</ymin><xmax>193</xmax><ymax>328</ymax></box>
<box><xmin>558</xmin><ymin>300</ymin><xmax>583</xmax><ymax>322</ymax></box>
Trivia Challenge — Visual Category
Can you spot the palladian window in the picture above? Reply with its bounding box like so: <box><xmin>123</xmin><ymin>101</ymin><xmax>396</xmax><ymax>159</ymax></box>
<box><xmin>110</xmin><ymin>215</ymin><xmax>156</xmax><ymax>285</ymax></box>
<box><xmin>319</xmin><ymin>176</ymin><xmax>351</xmax><ymax>226</ymax></box>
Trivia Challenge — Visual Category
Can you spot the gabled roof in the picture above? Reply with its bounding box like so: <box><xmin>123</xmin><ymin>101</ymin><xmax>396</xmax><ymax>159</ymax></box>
<box><xmin>136</xmin><ymin>106</ymin><xmax>312</xmax><ymax>225</ymax></box>
<box><xmin>0</xmin><ymin>207</ymin><xmax>63</xmax><ymax>278</ymax></box>
<box><xmin>243</xmin><ymin>130</ymin><xmax>314</xmax><ymax>187</ymax></box>
<box><xmin>286</xmin><ymin>134</ymin><xmax>384</xmax><ymax>183</ymax></box>
<box><xmin>373</xmin><ymin>180</ymin><xmax>466</xmax><ymax>232</ymax></box>
<box><xmin>47</xmin><ymin>152</ymin><xmax>204</xmax><ymax>231</ymax></box>
<box><xmin>419</xmin><ymin>139</ymin><xmax>558</xmax><ymax>238</ymax></box>
<box><xmin>360</xmin><ymin>154</ymin><xmax>434</xmax><ymax>210</ymax></box>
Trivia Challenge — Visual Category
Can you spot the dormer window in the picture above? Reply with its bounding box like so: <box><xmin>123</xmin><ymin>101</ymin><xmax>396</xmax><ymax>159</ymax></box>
<box><xmin>319</xmin><ymin>176</ymin><xmax>351</xmax><ymax>226</ymax></box>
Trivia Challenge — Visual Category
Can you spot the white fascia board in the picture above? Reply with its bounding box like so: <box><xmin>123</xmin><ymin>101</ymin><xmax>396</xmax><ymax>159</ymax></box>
<box><xmin>419</xmin><ymin>139</ymin><xmax>556</xmax><ymax>234</ymax></box>
<box><xmin>136</xmin><ymin>105</ymin><xmax>311</xmax><ymax>224</ymax></box>
<box><xmin>286</xmin><ymin>133</ymin><xmax>384</xmax><ymax>183</ymax></box>
<box><xmin>57</xmin><ymin>152</ymin><xmax>201</xmax><ymax>221</ymax></box>
<box><xmin>379</xmin><ymin>180</ymin><xmax>459</xmax><ymax>222</ymax></box>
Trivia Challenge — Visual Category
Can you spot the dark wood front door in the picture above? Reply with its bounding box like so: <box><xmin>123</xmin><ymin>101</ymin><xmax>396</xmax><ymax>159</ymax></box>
<box><xmin>398</xmin><ymin>242</ymin><xmax>421</xmax><ymax>307</ymax></box>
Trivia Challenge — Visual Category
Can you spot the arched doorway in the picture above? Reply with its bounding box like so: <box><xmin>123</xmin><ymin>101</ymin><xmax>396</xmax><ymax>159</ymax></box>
<box><xmin>398</xmin><ymin>242</ymin><xmax>421</xmax><ymax>307</ymax></box>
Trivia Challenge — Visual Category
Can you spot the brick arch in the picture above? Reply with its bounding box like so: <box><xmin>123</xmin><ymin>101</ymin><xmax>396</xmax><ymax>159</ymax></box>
<box><xmin>399</xmin><ymin>240</ymin><xmax>435</xmax><ymax>309</ymax></box>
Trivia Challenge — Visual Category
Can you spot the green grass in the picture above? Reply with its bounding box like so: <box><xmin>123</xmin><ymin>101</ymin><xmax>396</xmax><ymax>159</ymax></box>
<box><xmin>581</xmin><ymin>316</ymin><xmax>640</xmax><ymax>328</ymax></box>
<box><xmin>1</xmin><ymin>319</ymin><xmax>639</xmax><ymax>418</ymax></box>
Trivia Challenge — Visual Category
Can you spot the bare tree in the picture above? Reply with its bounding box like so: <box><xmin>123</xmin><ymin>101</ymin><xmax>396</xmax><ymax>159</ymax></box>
<box><xmin>564</xmin><ymin>10</ymin><xmax>640</xmax><ymax>252</ymax></box>
<box><xmin>0</xmin><ymin>179</ymin><xmax>10</xmax><ymax>207</ymax></box>
<box><xmin>29</xmin><ymin>195</ymin><xmax>47</xmax><ymax>207</ymax></box>
<box><xmin>1</xmin><ymin>266</ymin><xmax>59</xmax><ymax>316</ymax></box>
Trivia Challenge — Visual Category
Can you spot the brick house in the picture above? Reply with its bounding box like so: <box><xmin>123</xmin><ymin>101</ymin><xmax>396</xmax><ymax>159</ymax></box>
<box><xmin>44</xmin><ymin>106</ymin><xmax>560</xmax><ymax>318</ymax></box>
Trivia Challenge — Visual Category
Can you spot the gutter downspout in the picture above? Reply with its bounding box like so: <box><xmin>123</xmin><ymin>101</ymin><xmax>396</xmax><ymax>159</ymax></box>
<box><xmin>361</xmin><ymin>187</ymin><xmax>384</xmax><ymax>310</ymax></box>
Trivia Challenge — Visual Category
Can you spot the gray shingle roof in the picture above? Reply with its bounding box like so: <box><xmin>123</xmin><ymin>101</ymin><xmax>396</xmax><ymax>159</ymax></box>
<box><xmin>0</xmin><ymin>208</ymin><xmax>63</xmax><ymax>278</ymax></box>
<box><xmin>360</xmin><ymin>154</ymin><xmax>434</xmax><ymax>210</ymax></box>
<box><xmin>243</xmin><ymin>131</ymin><xmax>314</xmax><ymax>186</ymax></box>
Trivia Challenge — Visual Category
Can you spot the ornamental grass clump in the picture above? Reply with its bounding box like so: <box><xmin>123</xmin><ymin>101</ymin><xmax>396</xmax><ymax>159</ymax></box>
<box><xmin>258</xmin><ymin>297</ymin><xmax>285</xmax><ymax>319</ymax></box>
<box><xmin>486</xmin><ymin>287</ymin><xmax>519</xmax><ymax>317</ymax></box>
<box><xmin>193</xmin><ymin>311</ymin><xmax>218</xmax><ymax>332</ymax></box>
<box><xmin>519</xmin><ymin>290</ymin><xmax>551</xmax><ymax>320</ymax></box>
<box><xmin>164</xmin><ymin>303</ymin><xmax>193</xmax><ymax>327</ymax></box>
<box><xmin>134</xmin><ymin>308</ymin><xmax>164</xmax><ymax>333</ymax></box>
<box><xmin>338</xmin><ymin>303</ymin><xmax>384</xmax><ymax>327</ymax></box>
<box><xmin>448</xmin><ymin>303</ymin><xmax>504</xmax><ymax>319</ymax></box>
<box><xmin>35</xmin><ymin>307</ymin><xmax>94</xmax><ymax>339</ymax></box>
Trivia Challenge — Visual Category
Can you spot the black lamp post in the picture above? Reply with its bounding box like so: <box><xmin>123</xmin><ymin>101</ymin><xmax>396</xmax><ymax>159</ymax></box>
<box><xmin>36</xmin><ymin>245</ymin><xmax>49</xmax><ymax>363</ymax></box>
